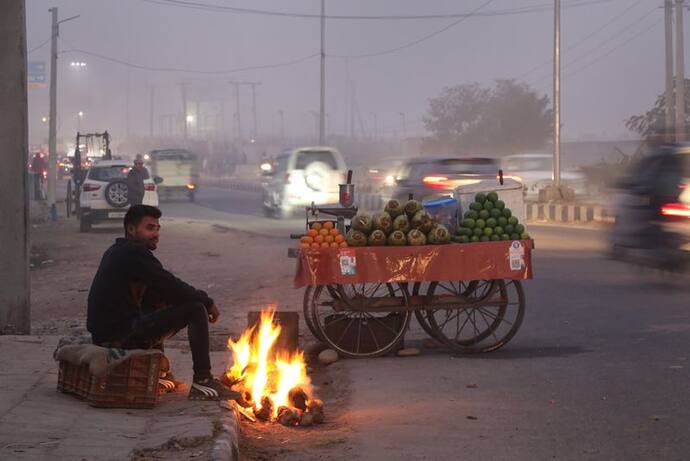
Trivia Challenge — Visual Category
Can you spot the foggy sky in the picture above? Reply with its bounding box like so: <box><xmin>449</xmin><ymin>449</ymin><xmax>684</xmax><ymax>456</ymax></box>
<box><xmin>25</xmin><ymin>0</ymin><xmax>676</xmax><ymax>148</ymax></box>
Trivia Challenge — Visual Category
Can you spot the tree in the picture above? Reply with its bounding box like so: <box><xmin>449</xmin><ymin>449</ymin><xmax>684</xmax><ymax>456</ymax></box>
<box><xmin>625</xmin><ymin>79</ymin><xmax>690</xmax><ymax>140</ymax></box>
<box><xmin>423</xmin><ymin>79</ymin><xmax>552</xmax><ymax>155</ymax></box>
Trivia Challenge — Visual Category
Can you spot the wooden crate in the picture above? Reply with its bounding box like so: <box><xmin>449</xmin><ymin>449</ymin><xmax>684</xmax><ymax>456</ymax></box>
<box><xmin>57</xmin><ymin>361</ymin><xmax>92</xmax><ymax>399</ymax></box>
<box><xmin>87</xmin><ymin>353</ymin><xmax>162</xmax><ymax>409</ymax></box>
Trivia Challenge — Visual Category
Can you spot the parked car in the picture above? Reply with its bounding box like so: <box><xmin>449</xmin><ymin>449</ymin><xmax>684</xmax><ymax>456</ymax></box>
<box><xmin>390</xmin><ymin>156</ymin><xmax>500</xmax><ymax>202</ymax></box>
<box><xmin>501</xmin><ymin>153</ymin><xmax>586</xmax><ymax>199</ymax></box>
<box><xmin>78</xmin><ymin>160</ymin><xmax>160</xmax><ymax>232</ymax></box>
<box><xmin>262</xmin><ymin>146</ymin><xmax>347</xmax><ymax>219</ymax></box>
<box><xmin>147</xmin><ymin>149</ymin><xmax>199</xmax><ymax>202</ymax></box>
<box><xmin>609</xmin><ymin>145</ymin><xmax>690</xmax><ymax>257</ymax></box>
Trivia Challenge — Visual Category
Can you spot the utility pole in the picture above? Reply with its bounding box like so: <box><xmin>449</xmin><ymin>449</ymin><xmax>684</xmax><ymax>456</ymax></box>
<box><xmin>228</xmin><ymin>81</ymin><xmax>242</xmax><ymax>141</ymax></box>
<box><xmin>248</xmin><ymin>82</ymin><xmax>261</xmax><ymax>141</ymax></box>
<box><xmin>147</xmin><ymin>84</ymin><xmax>155</xmax><ymax>138</ymax></box>
<box><xmin>675</xmin><ymin>0</ymin><xmax>686</xmax><ymax>142</ymax></box>
<box><xmin>319</xmin><ymin>0</ymin><xmax>326</xmax><ymax>145</ymax></box>
<box><xmin>278</xmin><ymin>110</ymin><xmax>285</xmax><ymax>145</ymax></box>
<box><xmin>665</xmin><ymin>0</ymin><xmax>675</xmax><ymax>139</ymax></box>
<box><xmin>179</xmin><ymin>82</ymin><xmax>189</xmax><ymax>140</ymax></box>
<box><xmin>1</xmin><ymin>0</ymin><xmax>31</xmax><ymax>334</ymax></box>
<box><xmin>553</xmin><ymin>0</ymin><xmax>561</xmax><ymax>187</ymax></box>
<box><xmin>372</xmin><ymin>113</ymin><xmax>378</xmax><ymax>140</ymax></box>
<box><xmin>47</xmin><ymin>8</ymin><xmax>78</xmax><ymax>220</ymax></box>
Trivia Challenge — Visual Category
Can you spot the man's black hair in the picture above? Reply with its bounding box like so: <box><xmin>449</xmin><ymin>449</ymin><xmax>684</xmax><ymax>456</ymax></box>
<box><xmin>124</xmin><ymin>205</ymin><xmax>162</xmax><ymax>235</ymax></box>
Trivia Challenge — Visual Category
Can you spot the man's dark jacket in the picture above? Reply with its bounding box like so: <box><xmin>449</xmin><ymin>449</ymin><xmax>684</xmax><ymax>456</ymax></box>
<box><xmin>127</xmin><ymin>167</ymin><xmax>148</xmax><ymax>205</ymax></box>
<box><xmin>87</xmin><ymin>238</ymin><xmax>213</xmax><ymax>342</ymax></box>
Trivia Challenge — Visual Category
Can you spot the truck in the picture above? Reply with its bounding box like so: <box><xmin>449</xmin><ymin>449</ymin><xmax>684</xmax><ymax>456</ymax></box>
<box><xmin>147</xmin><ymin>148</ymin><xmax>200</xmax><ymax>202</ymax></box>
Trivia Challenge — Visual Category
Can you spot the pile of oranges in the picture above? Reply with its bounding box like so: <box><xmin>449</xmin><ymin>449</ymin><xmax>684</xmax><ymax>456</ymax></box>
<box><xmin>300</xmin><ymin>221</ymin><xmax>348</xmax><ymax>249</ymax></box>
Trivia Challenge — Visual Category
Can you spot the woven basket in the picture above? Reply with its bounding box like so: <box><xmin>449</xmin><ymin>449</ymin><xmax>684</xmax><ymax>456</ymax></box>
<box><xmin>57</xmin><ymin>361</ymin><xmax>91</xmax><ymax>399</ymax></box>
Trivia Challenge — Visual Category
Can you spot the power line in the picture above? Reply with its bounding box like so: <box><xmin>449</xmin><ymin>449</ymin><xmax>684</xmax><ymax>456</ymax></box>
<box><xmin>59</xmin><ymin>41</ymin><xmax>319</xmax><ymax>74</ymax></box>
<box><xmin>28</xmin><ymin>38</ymin><xmax>50</xmax><ymax>54</ymax></box>
<box><xmin>516</xmin><ymin>0</ymin><xmax>648</xmax><ymax>80</ymax></box>
<box><xmin>328</xmin><ymin>0</ymin><xmax>496</xmax><ymax>59</ymax></box>
<box><xmin>141</xmin><ymin>0</ymin><xmax>612</xmax><ymax>20</ymax></box>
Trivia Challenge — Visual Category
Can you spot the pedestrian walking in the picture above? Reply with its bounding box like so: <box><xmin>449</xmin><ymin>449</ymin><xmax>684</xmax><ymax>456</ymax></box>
<box><xmin>127</xmin><ymin>154</ymin><xmax>149</xmax><ymax>206</ymax></box>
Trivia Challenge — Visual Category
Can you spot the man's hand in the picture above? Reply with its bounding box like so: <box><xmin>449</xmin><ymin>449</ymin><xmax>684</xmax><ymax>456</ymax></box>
<box><xmin>208</xmin><ymin>304</ymin><xmax>220</xmax><ymax>324</ymax></box>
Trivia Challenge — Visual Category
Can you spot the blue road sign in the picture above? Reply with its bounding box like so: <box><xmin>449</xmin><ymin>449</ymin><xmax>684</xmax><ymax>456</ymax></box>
<box><xmin>28</xmin><ymin>61</ymin><xmax>46</xmax><ymax>88</ymax></box>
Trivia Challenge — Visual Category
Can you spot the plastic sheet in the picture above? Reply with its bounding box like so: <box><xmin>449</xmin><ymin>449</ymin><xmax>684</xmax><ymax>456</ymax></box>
<box><xmin>294</xmin><ymin>240</ymin><xmax>534</xmax><ymax>288</ymax></box>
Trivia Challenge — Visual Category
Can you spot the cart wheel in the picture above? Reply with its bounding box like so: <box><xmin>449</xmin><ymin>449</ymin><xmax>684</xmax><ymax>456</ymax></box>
<box><xmin>303</xmin><ymin>285</ymin><xmax>341</xmax><ymax>342</ymax></box>
<box><xmin>426</xmin><ymin>280</ymin><xmax>525</xmax><ymax>353</ymax></box>
<box><xmin>311</xmin><ymin>283</ymin><xmax>410</xmax><ymax>359</ymax></box>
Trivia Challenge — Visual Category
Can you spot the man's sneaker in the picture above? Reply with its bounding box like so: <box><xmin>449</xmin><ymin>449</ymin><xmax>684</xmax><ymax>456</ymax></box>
<box><xmin>188</xmin><ymin>377</ymin><xmax>241</xmax><ymax>401</ymax></box>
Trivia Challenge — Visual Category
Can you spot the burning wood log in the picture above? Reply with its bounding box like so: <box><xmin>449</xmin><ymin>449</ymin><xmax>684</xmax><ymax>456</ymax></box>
<box><xmin>299</xmin><ymin>411</ymin><xmax>314</xmax><ymax>427</ymax></box>
<box><xmin>254</xmin><ymin>396</ymin><xmax>274</xmax><ymax>422</ymax></box>
<box><xmin>236</xmin><ymin>390</ymin><xmax>253</xmax><ymax>409</ymax></box>
<box><xmin>277</xmin><ymin>406</ymin><xmax>300</xmax><ymax>427</ymax></box>
<box><xmin>288</xmin><ymin>387</ymin><xmax>309</xmax><ymax>412</ymax></box>
<box><xmin>308</xmin><ymin>399</ymin><xmax>325</xmax><ymax>424</ymax></box>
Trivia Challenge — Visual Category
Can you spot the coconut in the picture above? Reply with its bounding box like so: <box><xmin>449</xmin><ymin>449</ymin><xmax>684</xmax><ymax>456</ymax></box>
<box><xmin>392</xmin><ymin>214</ymin><xmax>410</xmax><ymax>233</ymax></box>
<box><xmin>407</xmin><ymin>229</ymin><xmax>427</xmax><ymax>246</ymax></box>
<box><xmin>345</xmin><ymin>230</ymin><xmax>367</xmax><ymax>247</ymax></box>
<box><xmin>368</xmin><ymin>229</ymin><xmax>387</xmax><ymax>246</ymax></box>
<box><xmin>372</xmin><ymin>212</ymin><xmax>393</xmax><ymax>235</ymax></box>
<box><xmin>411</xmin><ymin>210</ymin><xmax>434</xmax><ymax>233</ymax></box>
<box><xmin>384</xmin><ymin>199</ymin><xmax>404</xmax><ymax>218</ymax></box>
<box><xmin>351</xmin><ymin>214</ymin><xmax>372</xmax><ymax>234</ymax></box>
<box><xmin>404</xmin><ymin>200</ymin><xmax>423</xmax><ymax>218</ymax></box>
<box><xmin>387</xmin><ymin>230</ymin><xmax>407</xmax><ymax>246</ymax></box>
<box><xmin>428</xmin><ymin>224</ymin><xmax>451</xmax><ymax>244</ymax></box>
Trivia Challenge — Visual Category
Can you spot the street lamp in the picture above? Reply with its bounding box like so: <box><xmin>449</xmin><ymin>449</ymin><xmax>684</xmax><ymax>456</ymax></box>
<box><xmin>185</xmin><ymin>114</ymin><xmax>195</xmax><ymax>124</ymax></box>
<box><xmin>41</xmin><ymin>116</ymin><xmax>49</xmax><ymax>123</ymax></box>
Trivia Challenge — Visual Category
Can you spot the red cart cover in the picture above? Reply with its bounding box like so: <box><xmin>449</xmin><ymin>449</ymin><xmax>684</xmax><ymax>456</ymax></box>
<box><xmin>294</xmin><ymin>240</ymin><xmax>534</xmax><ymax>288</ymax></box>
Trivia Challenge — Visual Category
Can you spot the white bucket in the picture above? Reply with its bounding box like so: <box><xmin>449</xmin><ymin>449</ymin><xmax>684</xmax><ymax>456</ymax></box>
<box><xmin>453</xmin><ymin>178</ymin><xmax>526</xmax><ymax>224</ymax></box>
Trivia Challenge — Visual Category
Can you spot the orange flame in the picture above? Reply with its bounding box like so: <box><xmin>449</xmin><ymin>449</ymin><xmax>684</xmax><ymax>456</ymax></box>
<box><xmin>226</xmin><ymin>306</ymin><xmax>312</xmax><ymax>420</ymax></box>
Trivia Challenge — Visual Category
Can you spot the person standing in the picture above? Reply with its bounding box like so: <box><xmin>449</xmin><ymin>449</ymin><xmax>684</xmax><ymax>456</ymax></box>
<box><xmin>127</xmin><ymin>154</ymin><xmax>149</xmax><ymax>206</ymax></box>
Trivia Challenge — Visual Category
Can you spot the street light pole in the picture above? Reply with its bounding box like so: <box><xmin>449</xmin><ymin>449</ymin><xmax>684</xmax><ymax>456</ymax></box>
<box><xmin>675</xmin><ymin>0</ymin><xmax>686</xmax><ymax>142</ymax></box>
<box><xmin>319</xmin><ymin>0</ymin><xmax>326</xmax><ymax>145</ymax></box>
<box><xmin>665</xmin><ymin>0</ymin><xmax>675</xmax><ymax>139</ymax></box>
<box><xmin>553</xmin><ymin>0</ymin><xmax>561</xmax><ymax>187</ymax></box>
<box><xmin>248</xmin><ymin>82</ymin><xmax>261</xmax><ymax>141</ymax></box>
<box><xmin>278</xmin><ymin>109</ymin><xmax>285</xmax><ymax>145</ymax></box>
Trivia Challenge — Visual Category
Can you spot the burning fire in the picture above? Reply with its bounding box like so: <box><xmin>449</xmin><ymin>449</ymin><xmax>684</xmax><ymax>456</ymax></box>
<box><xmin>226</xmin><ymin>307</ymin><xmax>323</xmax><ymax>425</ymax></box>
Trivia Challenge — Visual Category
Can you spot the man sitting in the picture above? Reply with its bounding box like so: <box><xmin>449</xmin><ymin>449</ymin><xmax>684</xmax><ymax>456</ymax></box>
<box><xmin>87</xmin><ymin>204</ymin><xmax>237</xmax><ymax>400</ymax></box>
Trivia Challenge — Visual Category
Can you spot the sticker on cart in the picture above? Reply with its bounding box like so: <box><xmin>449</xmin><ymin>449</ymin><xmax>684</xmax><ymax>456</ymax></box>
<box><xmin>339</xmin><ymin>248</ymin><xmax>357</xmax><ymax>276</ymax></box>
<box><xmin>509</xmin><ymin>241</ymin><xmax>525</xmax><ymax>271</ymax></box>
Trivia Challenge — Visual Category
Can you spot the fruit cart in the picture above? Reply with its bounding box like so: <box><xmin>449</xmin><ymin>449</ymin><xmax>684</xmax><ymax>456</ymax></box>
<box><xmin>294</xmin><ymin>239</ymin><xmax>533</xmax><ymax>358</ymax></box>
<box><xmin>290</xmin><ymin>175</ymin><xmax>533</xmax><ymax>359</ymax></box>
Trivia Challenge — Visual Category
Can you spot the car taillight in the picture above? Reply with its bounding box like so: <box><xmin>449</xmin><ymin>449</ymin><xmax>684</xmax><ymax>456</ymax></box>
<box><xmin>661</xmin><ymin>203</ymin><xmax>690</xmax><ymax>219</ymax></box>
<box><xmin>145</xmin><ymin>183</ymin><xmax>156</xmax><ymax>191</ymax></box>
<box><xmin>422</xmin><ymin>176</ymin><xmax>450</xmax><ymax>190</ymax></box>
<box><xmin>185</xmin><ymin>184</ymin><xmax>195</xmax><ymax>190</ymax></box>
<box><xmin>82</xmin><ymin>183</ymin><xmax>101</xmax><ymax>192</ymax></box>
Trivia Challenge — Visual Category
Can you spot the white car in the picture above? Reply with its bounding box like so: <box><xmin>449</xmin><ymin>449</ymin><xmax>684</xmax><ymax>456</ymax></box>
<box><xmin>502</xmin><ymin>153</ymin><xmax>587</xmax><ymax>199</ymax></box>
<box><xmin>78</xmin><ymin>160</ymin><xmax>159</xmax><ymax>232</ymax></box>
<box><xmin>262</xmin><ymin>147</ymin><xmax>347</xmax><ymax>219</ymax></box>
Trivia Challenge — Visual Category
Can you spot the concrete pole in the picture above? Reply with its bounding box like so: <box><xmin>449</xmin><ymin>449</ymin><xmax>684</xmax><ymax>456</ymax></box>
<box><xmin>249</xmin><ymin>82</ymin><xmax>260</xmax><ymax>140</ymax></box>
<box><xmin>48</xmin><ymin>7</ymin><xmax>58</xmax><ymax>218</ymax></box>
<box><xmin>179</xmin><ymin>82</ymin><xmax>188</xmax><ymax>140</ymax></box>
<box><xmin>665</xmin><ymin>0</ymin><xmax>675</xmax><ymax>139</ymax></box>
<box><xmin>278</xmin><ymin>109</ymin><xmax>285</xmax><ymax>145</ymax></box>
<box><xmin>0</xmin><ymin>0</ymin><xmax>31</xmax><ymax>334</ymax></box>
<box><xmin>148</xmin><ymin>85</ymin><xmax>155</xmax><ymax>138</ymax></box>
<box><xmin>675</xmin><ymin>0</ymin><xmax>686</xmax><ymax>143</ymax></box>
<box><xmin>229</xmin><ymin>82</ymin><xmax>242</xmax><ymax>141</ymax></box>
<box><xmin>319</xmin><ymin>0</ymin><xmax>326</xmax><ymax>145</ymax></box>
<box><xmin>553</xmin><ymin>0</ymin><xmax>562</xmax><ymax>186</ymax></box>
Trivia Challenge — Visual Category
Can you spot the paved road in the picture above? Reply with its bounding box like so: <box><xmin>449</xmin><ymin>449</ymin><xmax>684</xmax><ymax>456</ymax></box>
<box><xmin>158</xmin><ymin>186</ymin><xmax>690</xmax><ymax>460</ymax></box>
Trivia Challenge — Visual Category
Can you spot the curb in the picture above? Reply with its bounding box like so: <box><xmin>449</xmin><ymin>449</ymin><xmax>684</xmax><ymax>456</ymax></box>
<box><xmin>525</xmin><ymin>202</ymin><xmax>614</xmax><ymax>224</ymax></box>
<box><xmin>210</xmin><ymin>401</ymin><xmax>240</xmax><ymax>461</ymax></box>
<box><xmin>203</xmin><ymin>177</ymin><xmax>263</xmax><ymax>193</ymax></box>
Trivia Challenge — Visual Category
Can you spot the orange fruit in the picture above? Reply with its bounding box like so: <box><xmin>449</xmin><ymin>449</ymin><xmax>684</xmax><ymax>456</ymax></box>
<box><xmin>339</xmin><ymin>241</ymin><xmax>348</xmax><ymax>248</ymax></box>
<box><xmin>334</xmin><ymin>234</ymin><xmax>344</xmax><ymax>243</ymax></box>
<box><xmin>300</xmin><ymin>243</ymin><xmax>310</xmax><ymax>249</ymax></box>
<box><xmin>307</xmin><ymin>229</ymin><xmax>318</xmax><ymax>238</ymax></box>
<box><xmin>301</xmin><ymin>236</ymin><xmax>314</xmax><ymax>244</ymax></box>
<box><xmin>325</xmin><ymin>235</ymin><xmax>334</xmax><ymax>243</ymax></box>
<box><xmin>319</xmin><ymin>229</ymin><xmax>329</xmax><ymax>237</ymax></box>
<box><xmin>311</xmin><ymin>243</ymin><xmax>320</xmax><ymax>248</ymax></box>
<box><xmin>324</xmin><ymin>221</ymin><xmax>334</xmax><ymax>230</ymax></box>
<box><xmin>314</xmin><ymin>235</ymin><xmax>324</xmax><ymax>244</ymax></box>
<box><xmin>311</xmin><ymin>222</ymin><xmax>322</xmax><ymax>231</ymax></box>
<box><xmin>329</xmin><ymin>228</ymin><xmax>339</xmax><ymax>236</ymax></box>
<box><xmin>330</xmin><ymin>242</ymin><xmax>339</xmax><ymax>248</ymax></box>
<box><xmin>321</xmin><ymin>242</ymin><xmax>330</xmax><ymax>248</ymax></box>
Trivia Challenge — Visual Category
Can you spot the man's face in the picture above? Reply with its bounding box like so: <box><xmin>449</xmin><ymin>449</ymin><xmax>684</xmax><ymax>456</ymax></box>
<box><xmin>127</xmin><ymin>216</ymin><xmax>160</xmax><ymax>250</ymax></box>
<box><xmin>134</xmin><ymin>160</ymin><xmax>144</xmax><ymax>170</ymax></box>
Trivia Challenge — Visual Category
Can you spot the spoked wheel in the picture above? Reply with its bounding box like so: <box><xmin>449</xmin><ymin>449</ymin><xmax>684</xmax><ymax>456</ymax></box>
<box><xmin>312</xmin><ymin>283</ymin><xmax>410</xmax><ymax>358</ymax></box>
<box><xmin>425</xmin><ymin>280</ymin><xmax>525</xmax><ymax>353</ymax></box>
<box><xmin>303</xmin><ymin>285</ymin><xmax>341</xmax><ymax>342</ymax></box>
